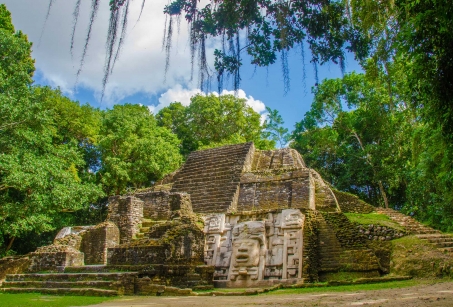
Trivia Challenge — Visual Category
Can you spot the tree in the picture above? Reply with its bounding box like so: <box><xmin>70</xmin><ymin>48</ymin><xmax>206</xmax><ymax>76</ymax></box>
<box><xmin>291</xmin><ymin>59</ymin><xmax>453</xmax><ymax>231</ymax></box>
<box><xmin>156</xmin><ymin>94</ymin><xmax>275</xmax><ymax>156</ymax></box>
<box><xmin>98</xmin><ymin>104</ymin><xmax>182</xmax><ymax>195</ymax></box>
<box><xmin>262</xmin><ymin>107</ymin><xmax>289</xmax><ymax>148</ymax></box>
<box><xmin>0</xmin><ymin>5</ymin><xmax>103</xmax><ymax>255</ymax></box>
<box><xmin>291</xmin><ymin>69</ymin><xmax>410</xmax><ymax>208</ymax></box>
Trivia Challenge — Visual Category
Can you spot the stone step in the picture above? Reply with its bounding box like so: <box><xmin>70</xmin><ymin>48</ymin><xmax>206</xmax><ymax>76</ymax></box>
<box><xmin>173</xmin><ymin>184</ymin><xmax>238</xmax><ymax>194</ymax></box>
<box><xmin>6</xmin><ymin>272</ymin><xmax>137</xmax><ymax>282</ymax></box>
<box><xmin>1</xmin><ymin>280</ymin><xmax>118</xmax><ymax>290</ymax></box>
<box><xmin>176</xmin><ymin>161</ymin><xmax>244</xmax><ymax>172</ymax></box>
<box><xmin>141</xmin><ymin>220</ymin><xmax>166</xmax><ymax>228</ymax></box>
<box><xmin>416</xmin><ymin>234</ymin><xmax>453</xmax><ymax>240</ymax></box>
<box><xmin>139</xmin><ymin>227</ymin><xmax>150</xmax><ymax>233</ymax></box>
<box><xmin>431</xmin><ymin>242</ymin><xmax>453</xmax><ymax>248</ymax></box>
<box><xmin>0</xmin><ymin>287</ymin><xmax>118</xmax><ymax>296</ymax></box>
<box><xmin>439</xmin><ymin>247</ymin><xmax>453</xmax><ymax>253</ymax></box>
<box><xmin>135</xmin><ymin>233</ymin><xmax>145</xmax><ymax>239</ymax></box>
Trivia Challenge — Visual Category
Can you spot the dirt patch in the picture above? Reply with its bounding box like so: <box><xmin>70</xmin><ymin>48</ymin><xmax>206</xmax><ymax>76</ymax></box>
<box><xmin>82</xmin><ymin>280</ymin><xmax>453</xmax><ymax>307</ymax></box>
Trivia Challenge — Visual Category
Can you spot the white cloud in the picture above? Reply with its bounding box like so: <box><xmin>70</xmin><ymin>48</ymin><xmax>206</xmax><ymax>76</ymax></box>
<box><xmin>4</xmin><ymin>0</ymin><xmax>214</xmax><ymax>105</ymax></box>
<box><xmin>219</xmin><ymin>89</ymin><xmax>266</xmax><ymax>114</ymax></box>
<box><xmin>149</xmin><ymin>86</ymin><xmax>268</xmax><ymax>118</ymax></box>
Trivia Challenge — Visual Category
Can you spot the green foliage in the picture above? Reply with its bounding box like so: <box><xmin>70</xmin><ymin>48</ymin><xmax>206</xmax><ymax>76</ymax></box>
<box><xmin>291</xmin><ymin>57</ymin><xmax>453</xmax><ymax>231</ymax></box>
<box><xmin>156</xmin><ymin>94</ymin><xmax>274</xmax><ymax>156</ymax></box>
<box><xmin>98</xmin><ymin>104</ymin><xmax>182</xmax><ymax>195</ymax></box>
<box><xmin>262</xmin><ymin>107</ymin><xmax>289</xmax><ymax>148</ymax></box>
<box><xmin>292</xmin><ymin>68</ymin><xmax>409</xmax><ymax>207</ymax></box>
<box><xmin>0</xmin><ymin>6</ymin><xmax>103</xmax><ymax>255</ymax></box>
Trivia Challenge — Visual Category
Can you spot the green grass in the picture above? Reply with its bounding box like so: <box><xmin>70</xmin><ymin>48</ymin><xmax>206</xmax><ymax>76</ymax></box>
<box><xmin>0</xmin><ymin>293</ymin><xmax>116</xmax><ymax>307</ymax></box>
<box><xmin>344</xmin><ymin>213</ymin><xmax>405</xmax><ymax>231</ymax></box>
<box><xmin>264</xmin><ymin>279</ymin><xmax>442</xmax><ymax>295</ymax></box>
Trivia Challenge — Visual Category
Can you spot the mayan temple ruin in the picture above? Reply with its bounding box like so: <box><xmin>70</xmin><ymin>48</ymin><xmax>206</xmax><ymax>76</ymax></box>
<box><xmin>1</xmin><ymin>142</ymin><xmax>452</xmax><ymax>295</ymax></box>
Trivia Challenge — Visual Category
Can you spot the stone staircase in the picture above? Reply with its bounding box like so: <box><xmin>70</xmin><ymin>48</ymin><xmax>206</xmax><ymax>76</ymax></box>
<box><xmin>0</xmin><ymin>270</ymin><xmax>137</xmax><ymax>296</ymax></box>
<box><xmin>376</xmin><ymin>208</ymin><xmax>453</xmax><ymax>254</ymax></box>
<box><xmin>376</xmin><ymin>208</ymin><xmax>439</xmax><ymax>234</ymax></box>
<box><xmin>135</xmin><ymin>218</ymin><xmax>165</xmax><ymax>240</ymax></box>
<box><xmin>171</xmin><ymin>143</ymin><xmax>253</xmax><ymax>213</ymax></box>
<box><xmin>415</xmin><ymin>234</ymin><xmax>453</xmax><ymax>254</ymax></box>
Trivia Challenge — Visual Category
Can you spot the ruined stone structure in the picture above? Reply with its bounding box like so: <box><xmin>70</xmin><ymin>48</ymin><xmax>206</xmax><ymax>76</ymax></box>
<box><xmin>1</xmin><ymin>142</ymin><xmax>398</xmax><ymax>295</ymax></box>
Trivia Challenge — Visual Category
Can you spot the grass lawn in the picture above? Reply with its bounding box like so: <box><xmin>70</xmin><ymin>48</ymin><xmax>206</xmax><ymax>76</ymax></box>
<box><xmin>344</xmin><ymin>212</ymin><xmax>405</xmax><ymax>231</ymax></box>
<box><xmin>0</xmin><ymin>293</ymin><xmax>116</xmax><ymax>307</ymax></box>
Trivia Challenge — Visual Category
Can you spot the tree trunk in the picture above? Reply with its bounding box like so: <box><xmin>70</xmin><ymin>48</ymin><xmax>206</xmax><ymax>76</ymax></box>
<box><xmin>378</xmin><ymin>180</ymin><xmax>389</xmax><ymax>208</ymax></box>
<box><xmin>5</xmin><ymin>236</ymin><xmax>15</xmax><ymax>253</ymax></box>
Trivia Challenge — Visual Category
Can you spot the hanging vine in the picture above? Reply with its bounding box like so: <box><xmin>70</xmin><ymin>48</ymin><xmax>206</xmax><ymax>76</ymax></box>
<box><xmin>43</xmin><ymin>0</ymin><xmax>363</xmax><ymax>97</ymax></box>
<box><xmin>70</xmin><ymin>0</ymin><xmax>82</xmax><ymax>57</ymax></box>
<box><xmin>75</xmin><ymin>0</ymin><xmax>100</xmax><ymax>85</ymax></box>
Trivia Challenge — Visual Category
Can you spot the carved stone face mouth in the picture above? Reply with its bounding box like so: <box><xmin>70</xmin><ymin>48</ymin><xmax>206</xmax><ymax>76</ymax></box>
<box><xmin>236</xmin><ymin>254</ymin><xmax>249</xmax><ymax>262</ymax></box>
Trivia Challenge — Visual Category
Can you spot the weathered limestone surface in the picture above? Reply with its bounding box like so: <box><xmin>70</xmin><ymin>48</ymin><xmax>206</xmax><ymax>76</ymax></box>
<box><xmin>107</xmin><ymin>196</ymin><xmax>144</xmax><ymax>244</ymax></box>
<box><xmin>28</xmin><ymin>245</ymin><xmax>84</xmax><ymax>273</ymax></box>
<box><xmin>81</xmin><ymin>222</ymin><xmax>120</xmax><ymax>265</ymax></box>
<box><xmin>1</xmin><ymin>142</ymin><xmax>394</xmax><ymax>293</ymax></box>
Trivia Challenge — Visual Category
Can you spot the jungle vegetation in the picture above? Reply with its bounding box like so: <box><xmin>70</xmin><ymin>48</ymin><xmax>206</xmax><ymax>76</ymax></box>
<box><xmin>1</xmin><ymin>0</ymin><xmax>453</xmax><ymax>256</ymax></box>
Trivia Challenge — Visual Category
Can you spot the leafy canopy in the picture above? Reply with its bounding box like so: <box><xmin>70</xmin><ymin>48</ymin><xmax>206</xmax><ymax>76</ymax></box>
<box><xmin>98</xmin><ymin>104</ymin><xmax>182</xmax><ymax>195</ymax></box>
<box><xmin>157</xmin><ymin>94</ymin><xmax>275</xmax><ymax>156</ymax></box>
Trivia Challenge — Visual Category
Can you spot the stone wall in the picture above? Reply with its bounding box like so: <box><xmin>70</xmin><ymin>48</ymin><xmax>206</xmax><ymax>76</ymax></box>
<box><xmin>81</xmin><ymin>222</ymin><xmax>120</xmax><ymax>265</ymax></box>
<box><xmin>357</xmin><ymin>224</ymin><xmax>406</xmax><ymax>241</ymax></box>
<box><xmin>108</xmin><ymin>246</ymin><xmax>168</xmax><ymax>265</ymax></box>
<box><xmin>251</xmin><ymin>148</ymin><xmax>305</xmax><ymax>170</ymax></box>
<box><xmin>237</xmin><ymin>169</ymin><xmax>312</xmax><ymax>211</ymax></box>
<box><xmin>135</xmin><ymin>191</ymin><xmax>172</xmax><ymax>220</ymax></box>
<box><xmin>134</xmin><ymin>264</ymin><xmax>214</xmax><ymax>290</ymax></box>
<box><xmin>333</xmin><ymin>190</ymin><xmax>375</xmax><ymax>214</ymax></box>
<box><xmin>302</xmin><ymin>210</ymin><xmax>320</xmax><ymax>282</ymax></box>
<box><xmin>108</xmin><ymin>213</ymin><xmax>205</xmax><ymax>266</ymax></box>
<box><xmin>28</xmin><ymin>245</ymin><xmax>84</xmax><ymax>272</ymax></box>
<box><xmin>107</xmin><ymin>196</ymin><xmax>144</xmax><ymax>244</ymax></box>
<box><xmin>0</xmin><ymin>256</ymin><xmax>30</xmax><ymax>281</ymax></box>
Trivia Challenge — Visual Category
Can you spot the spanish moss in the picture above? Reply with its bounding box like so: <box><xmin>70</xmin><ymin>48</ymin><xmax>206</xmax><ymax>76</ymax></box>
<box><xmin>164</xmin><ymin>15</ymin><xmax>174</xmax><ymax>81</ymax></box>
<box><xmin>162</xmin><ymin>13</ymin><xmax>168</xmax><ymax>51</ymax></box>
<box><xmin>313</xmin><ymin>61</ymin><xmax>319</xmax><ymax>85</ymax></box>
<box><xmin>136</xmin><ymin>0</ymin><xmax>147</xmax><ymax>23</ymax></box>
<box><xmin>38</xmin><ymin>0</ymin><xmax>56</xmax><ymax>47</ymax></box>
<box><xmin>300</xmin><ymin>41</ymin><xmax>307</xmax><ymax>95</ymax></box>
<box><xmin>198</xmin><ymin>35</ymin><xmax>211</xmax><ymax>91</ymax></box>
<box><xmin>235</xmin><ymin>33</ymin><xmax>241</xmax><ymax>92</ymax></box>
<box><xmin>70</xmin><ymin>0</ymin><xmax>82</xmax><ymax>57</ymax></box>
<box><xmin>281</xmin><ymin>49</ymin><xmax>290</xmax><ymax>95</ymax></box>
<box><xmin>75</xmin><ymin>0</ymin><xmax>100</xmax><ymax>85</ymax></box>
<box><xmin>111</xmin><ymin>0</ymin><xmax>130</xmax><ymax>74</ymax></box>
<box><xmin>340</xmin><ymin>56</ymin><xmax>345</xmax><ymax>76</ymax></box>
<box><xmin>101</xmin><ymin>0</ymin><xmax>127</xmax><ymax>101</ymax></box>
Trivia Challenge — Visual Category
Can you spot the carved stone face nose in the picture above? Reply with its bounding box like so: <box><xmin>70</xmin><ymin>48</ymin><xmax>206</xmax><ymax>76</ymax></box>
<box><xmin>238</xmin><ymin>247</ymin><xmax>248</xmax><ymax>252</ymax></box>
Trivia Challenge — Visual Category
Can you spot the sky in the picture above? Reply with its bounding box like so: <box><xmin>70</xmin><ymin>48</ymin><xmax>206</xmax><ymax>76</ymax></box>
<box><xmin>3</xmin><ymin>0</ymin><xmax>362</xmax><ymax>132</ymax></box>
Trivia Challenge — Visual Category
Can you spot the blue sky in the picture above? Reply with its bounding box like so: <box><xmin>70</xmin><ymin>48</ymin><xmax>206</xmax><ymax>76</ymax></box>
<box><xmin>5</xmin><ymin>0</ymin><xmax>362</xmax><ymax>133</ymax></box>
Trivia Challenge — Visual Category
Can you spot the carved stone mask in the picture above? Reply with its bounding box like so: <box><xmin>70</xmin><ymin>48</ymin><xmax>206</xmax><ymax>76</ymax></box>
<box><xmin>232</xmin><ymin>238</ymin><xmax>260</xmax><ymax>267</ymax></box>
